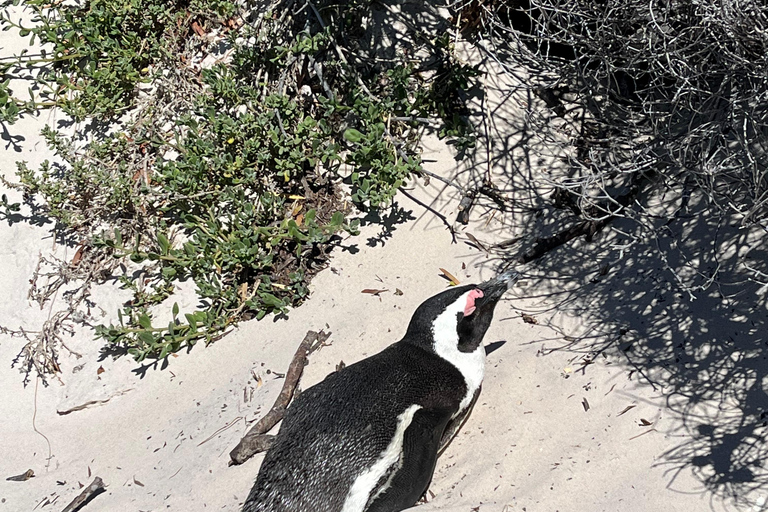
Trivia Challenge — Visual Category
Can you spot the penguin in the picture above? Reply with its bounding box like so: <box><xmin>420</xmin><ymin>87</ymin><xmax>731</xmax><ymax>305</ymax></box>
<box><xmin>242</xmin><ymin>270</ymin><xmax>520</xmax><ymax>512</ymax></box>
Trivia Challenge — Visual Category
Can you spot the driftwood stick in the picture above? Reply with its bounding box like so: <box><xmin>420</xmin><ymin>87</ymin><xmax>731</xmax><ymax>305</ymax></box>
<box><xmin>61</xmin><ymin>476</ymin><xmax>105</xmax><ymax>512</ymax></box>
<box><xmin>229</xmin><ymin>330</ymin><xmax>331</xmax><ymax>465</ymax></box>
<box><xmin>455</xmin><ymin>187</ymin><xmax>477</xmax><ymax>225</ymax></box>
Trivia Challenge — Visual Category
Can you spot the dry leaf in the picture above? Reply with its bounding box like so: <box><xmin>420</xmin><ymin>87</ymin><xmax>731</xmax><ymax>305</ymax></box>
<box><xmin>96</xmin><ymin>366</ymin><xmax>105</xmax><ymax>375</ymax></box>
<box><xmin>582</xmin><ymin>397</ymin><xmax>590</xmax><ymax>412</ymax></box>
<box><xmin>5</xmin><ymin>469</ymin><xmax>34</xmax><ymax>481</ymax></box>
<box><xmin>71</xmin><ymin>245</ymin><xmax>84</xmax><ymax>266</ymax></box>
<box><xmin>133</xmin><ymin>476</ymin><xmax>144</xmax><ymax>487</ymax></box>
<box><xmin>617</xmin><ymin>405</ymin><xmax>636</xmax><ymax>416</ymax></box>
<box><xmin>336</xmin><ymin>361</ymin><xmax>346</xmax><ymax>372</ymax></box>
<box><xmin>224</xmin><ymin>17</ymin><xmax>243</xmax><ymax>30</ymax></box>
<box><xmin>465</xmin><ymin>233</ymin><xmax>487</xmax><ymax>252</ymax></box>
<box><xmin>394</xmin><ymin>288</ymin><xmax>403</xmax><ymax>296</ymax></box>
<box><xmin>439</xmin><ymin>268</ymin><xmax>460</xmax><ymax>286</ymax></box>
<box><xmin>239</xmin><ymin>282</ymin><xmax>249</xmax><ymax>302</ymax></box>
<box><xmin>461</xmin><ymin>262</ymin><xmax>466</xmax><ymax>270</ymax></box>
<box><xmin>191</xmin><ymin>20</ymin><xmax>206</xmax><ymax>37</ymax></box>
<box><xmin>361</xmin><ymin>289</ymin><xmax>388</xmax><ymax>295</ymax></box>
<box><xmin>521</xmin><ymin>313</ymin><xmax>538</xmax><ymax>324</ymax></box>
<box><xmin>639</xmin><ymin>418</ymin><xmax>653</xmax><ymax>426</ymax></box>
<box><xmin>629</xmin><ymin>428</ymin><xmax>657</xmax><ymax>441</ymax></box>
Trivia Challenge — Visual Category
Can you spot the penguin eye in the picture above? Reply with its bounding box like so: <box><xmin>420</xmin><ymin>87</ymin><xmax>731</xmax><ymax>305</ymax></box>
<box><xmin>463</xmin><ymin>289</ymin><xmax>484</xmax><ymax>317</ymax></box>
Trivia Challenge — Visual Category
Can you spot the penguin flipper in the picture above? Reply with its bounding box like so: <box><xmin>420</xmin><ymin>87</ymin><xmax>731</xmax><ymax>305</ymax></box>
<box><xmin>437</xmin><ymin>386</ymin><xmax>480</xmax><ymax>456</ymax></box>
<box><xmin>365</xmin><ymin>407</ymin><xmax>452</xmax><ymax>512</ymax></box>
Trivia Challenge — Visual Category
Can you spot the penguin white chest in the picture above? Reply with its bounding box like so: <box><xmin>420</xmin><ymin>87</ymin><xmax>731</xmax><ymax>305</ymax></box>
<box><xmin>431</xmin><ymin>292</ymin><xmax>486</xmax><ymax>414</ymax></box>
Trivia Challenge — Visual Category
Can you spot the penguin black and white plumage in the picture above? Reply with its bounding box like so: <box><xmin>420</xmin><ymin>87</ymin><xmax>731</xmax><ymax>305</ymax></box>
<box><xmin>242</xmin><ymin>270</ymin><xmax>520</xmax><ymax>512</ymax></box>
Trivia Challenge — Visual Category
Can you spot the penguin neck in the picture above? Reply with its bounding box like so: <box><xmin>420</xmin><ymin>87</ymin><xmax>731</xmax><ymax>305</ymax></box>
<box><xmin>430</xmin><ymin>295</ymin><xmax>486</xmax><ymax>414</ymax></box>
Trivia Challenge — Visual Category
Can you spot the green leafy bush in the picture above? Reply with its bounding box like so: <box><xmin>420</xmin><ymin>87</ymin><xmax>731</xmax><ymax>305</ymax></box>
<box><xmin>2</xmin><ymin>0</ymin><xmax>479</xmax><ymax>371</ymax></box>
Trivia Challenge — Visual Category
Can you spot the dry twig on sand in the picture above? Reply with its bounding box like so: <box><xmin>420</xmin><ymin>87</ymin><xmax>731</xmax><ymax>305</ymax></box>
<box><xmin>60</xmin><ymin>476</ymin><xmax>105</xmax><ymax>512</ymax></box>
<box><xmin>229</xmin><ymin>330</ymin><xmax>331</xmax><ymax>465</ymax></box>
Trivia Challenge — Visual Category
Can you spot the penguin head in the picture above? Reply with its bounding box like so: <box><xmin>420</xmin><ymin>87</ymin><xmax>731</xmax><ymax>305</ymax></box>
<box><xmin>404</xmin><ymin>270</ymin><xmax>519</xmax><ymax>353</ymax></box>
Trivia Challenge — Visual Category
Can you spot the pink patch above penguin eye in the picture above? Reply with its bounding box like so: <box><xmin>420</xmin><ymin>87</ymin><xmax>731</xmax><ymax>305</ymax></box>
<box><xmin>463</xmin><ymin>289</ymin><xmax>484</xmax><ymax>317</ymax></box>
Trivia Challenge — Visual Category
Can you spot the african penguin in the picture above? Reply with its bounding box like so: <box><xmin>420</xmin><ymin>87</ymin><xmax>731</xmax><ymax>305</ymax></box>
<box><xmin>242</xmin><ymin>270</ymin><xmax>520</xmax><ymax>512</ymax></box>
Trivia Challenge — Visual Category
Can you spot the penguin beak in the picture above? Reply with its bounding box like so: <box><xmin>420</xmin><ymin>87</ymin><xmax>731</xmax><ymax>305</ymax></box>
<box><xmin>477</xmin><ymin>270</ymin><xmax>520</xmax><ymax>303</ymax></box>
<box><xmin>454</xmin><ymin>270</ymin><xmax>519</xmax><ymax>351</ymax></box>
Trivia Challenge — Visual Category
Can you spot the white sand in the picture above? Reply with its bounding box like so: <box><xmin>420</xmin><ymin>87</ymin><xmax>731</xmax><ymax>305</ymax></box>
<box><xmin>0</xmin><ymin>11</ymin><xmax>748</xmax><ymax>512</ymax></box>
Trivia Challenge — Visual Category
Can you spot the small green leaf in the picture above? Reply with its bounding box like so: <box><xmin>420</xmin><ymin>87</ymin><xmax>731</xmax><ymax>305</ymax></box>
<box><xmin>185</xmin><ymin>313</ymin><xmax>198</xmax><ymax>332</ymax></box>
<box><xmin>157</xmin><ymin>233</ymin><xmax>170</xmax><ymax>254</ymax></box>
<box><xmin>138</xmin><ymin>314</ymin><xmax>152</xmax><ymax>329</ymax></box>
<box><xmin>261</xmin><ymin>292</ymin><xmax>283</xmax><ymax>308</ymax></box>
<box><xmin>343</xmin><ymin>128</ymin><xmax>364</xmax><ymax>143</ymax></box>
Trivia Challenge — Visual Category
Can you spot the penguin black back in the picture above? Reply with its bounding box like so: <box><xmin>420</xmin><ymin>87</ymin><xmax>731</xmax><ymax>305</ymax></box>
<box><xmin>242</xmin><ymin>271</ymin><xmax>519</xmax><ymax>512</ymax></box>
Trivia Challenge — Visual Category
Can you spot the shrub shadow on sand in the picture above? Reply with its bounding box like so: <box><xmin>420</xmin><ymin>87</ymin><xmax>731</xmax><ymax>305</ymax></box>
<box><xmin>453</xmin><ymin>48</ymin><xmax>768</xmax><ymax>508</ymax></box>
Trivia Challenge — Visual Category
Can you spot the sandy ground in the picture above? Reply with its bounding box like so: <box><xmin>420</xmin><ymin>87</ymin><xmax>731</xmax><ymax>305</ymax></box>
<box><xmin>0</xmin><ymin>7</ymin><xmax>760</xmax><ymax>512</ymax></box>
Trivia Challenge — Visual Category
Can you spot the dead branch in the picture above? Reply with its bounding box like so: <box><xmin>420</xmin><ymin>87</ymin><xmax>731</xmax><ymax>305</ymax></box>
<box><xmin>61</xmin><ymin>476</ymin><xmax>105</xmax><ymax>512</ymax></box>
<box><xmin>229</xmin><ymin>329</ymin><xmax>331</xmax><ymax>465</ymax></box>
<box><xmin>456</xmin><ymin>187</ymin><xmax>477</xmax><ymax>224</ymax></box>
<box><xmin>476</xmin><ymin>0</ymin><xmax>768</xmax><ymax>288</ymax></box>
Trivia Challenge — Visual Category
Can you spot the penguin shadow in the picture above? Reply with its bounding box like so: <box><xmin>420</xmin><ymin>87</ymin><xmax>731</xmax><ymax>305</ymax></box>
<box><xmin>484</xmin><ymin>340</ymin><xmax>506</xmax><ymax>356</ymax></box>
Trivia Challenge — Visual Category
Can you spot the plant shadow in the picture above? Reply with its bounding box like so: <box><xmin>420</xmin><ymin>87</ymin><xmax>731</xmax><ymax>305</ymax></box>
<box><xmin>358</xmin><ymin>202</ymin><xmax>417</xmax><ymax>247</ymax></box>
<box><xmin>452</xmin><ymin>45</ymin><xmax>768</xmax><ymax>508</ymax></box>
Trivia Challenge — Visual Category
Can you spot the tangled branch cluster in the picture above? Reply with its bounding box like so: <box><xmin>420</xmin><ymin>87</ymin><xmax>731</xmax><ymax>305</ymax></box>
<box><xmin>468</xmin><ymin>1</ymin><xmax>768</xmax><ymax>503</ymax></box>
<box><xmin>476</xmin><ymin>0</ymin><xmax>768</xmax><ymax>231</ymax></box>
